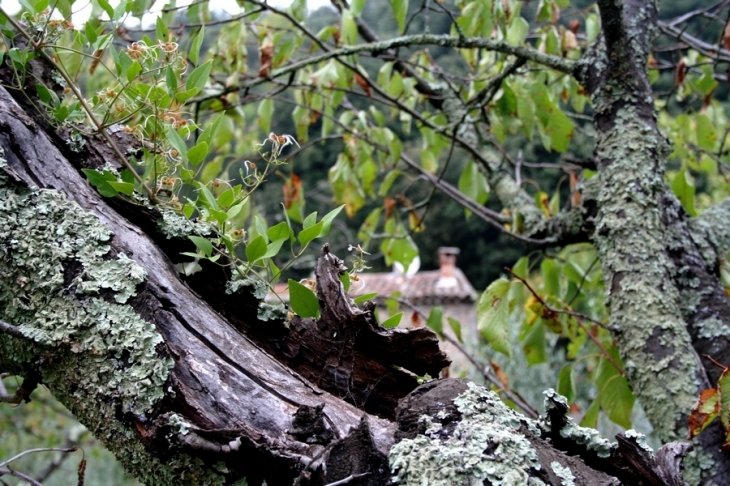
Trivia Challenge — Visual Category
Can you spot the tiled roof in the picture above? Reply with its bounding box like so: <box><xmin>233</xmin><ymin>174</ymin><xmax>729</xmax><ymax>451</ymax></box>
<box><xmin>351</xmin><ymin>267</ymin><xmax>477</xmax><ymax>305</ymax></box>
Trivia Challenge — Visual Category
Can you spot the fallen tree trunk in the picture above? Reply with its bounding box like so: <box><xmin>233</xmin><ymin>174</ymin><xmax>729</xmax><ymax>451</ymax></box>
<box><xmin>0</xmin><ymin>63</ymin><xmax>691</xmax><ymax>485</ymax></box>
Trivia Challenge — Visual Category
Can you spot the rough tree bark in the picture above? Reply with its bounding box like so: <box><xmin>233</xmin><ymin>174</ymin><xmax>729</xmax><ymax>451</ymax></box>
<box><xmin>0</xmin><ymin>52</ymin><xmax>695</xmax><ymax>485</ymax></box>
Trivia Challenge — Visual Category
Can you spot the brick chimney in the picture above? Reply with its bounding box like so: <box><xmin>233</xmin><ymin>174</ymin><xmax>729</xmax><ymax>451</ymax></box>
<box><xmin>438</xmin><ymin>247</ymin><xmax>460</xmax><ymax>278</ymax></box>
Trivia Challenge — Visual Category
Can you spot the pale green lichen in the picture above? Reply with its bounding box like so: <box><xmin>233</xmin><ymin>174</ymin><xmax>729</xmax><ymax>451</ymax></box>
<box><xmin>695</xmin><ymin>317</ymin><xmax>730</xmax><ymax>340</ymax></box>
<box><xmin>169</xmin><ymin>413</ymin><xmax>193</xmax><ymax>436</ymax></box>
<box><xmin>542</xmin><ymin>389</ymin><xmax>616</xmax><ymax>459</ymax></box>
<box><xmin>0</xmin><ymin>171</ymin><xmax>224</xmax><ymax>484</ymax></box>
<box><xmin>690</xmin><ymin>199</ymin><xmax>730</xmax><ymax>263</ymax></box>
<box><xmin>227</xmin><ymin>278</ymin><xmax>268</xmax><ymax>300</ymax></box>
<box><xmin>549</xmin><ymin>461</ymin><xmax>575</xmax><ymax>486</ymax></box>
<box><xmin>590</xmin><ymin>106</ymin><xmax>702</xmax><ymax>446</ymax></box>
<box><xmin>683</xmin><ymin>448</ymin><xmax>716</xmax><ymax>486</ymax></box>
<box><xmin>227</xmin><ymin>278</ymin><xmax>287</xmax><ymax>322</ymax></box>
<box><xmin>389</xmin><ymin>382</ymin><xmax>545</xmax><ymax>486</ymax></box>
<box><xmin>623</xmin><ymin>429</ymin><xmax>652</xmax><ymax>453</ymax></box>
<box><xmin>0</xmin><ymin>180</ymin><xmax>170</xmax><ymax>413</ymax></box>
<box><xmin>587</xmin><ymin>101</ymin><xmax>708</xmax><ymax>481</ymax></box>
<box><xmin>157</xmin><ymin>208</ymin><xmax>212</xmax><ymax>240</ymax></box>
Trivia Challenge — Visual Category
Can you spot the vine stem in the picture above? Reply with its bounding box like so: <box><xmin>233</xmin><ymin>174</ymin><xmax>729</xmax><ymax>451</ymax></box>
<box><xmin>0</xmin><ymin>8</ymin><xmax>156</xmax><ymax>201</ymax></box>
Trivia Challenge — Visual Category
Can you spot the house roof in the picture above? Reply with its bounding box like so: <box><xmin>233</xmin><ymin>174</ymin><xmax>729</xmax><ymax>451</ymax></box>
<box><xmin>351</xmin><ymin>266</ymin><xmax>477</xmax><ymax>306</ymax></box>
<box><xmin>267</xmin><ymin>248</ymin><xmax>477</xmax><ymax>306</ymax></box>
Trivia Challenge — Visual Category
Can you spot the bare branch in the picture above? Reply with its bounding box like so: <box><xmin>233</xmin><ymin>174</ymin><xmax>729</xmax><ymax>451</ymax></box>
<box><xmin>198</xmin><ymin>33</ymin><xmax>576</xmax><ymax>104</ymax></box>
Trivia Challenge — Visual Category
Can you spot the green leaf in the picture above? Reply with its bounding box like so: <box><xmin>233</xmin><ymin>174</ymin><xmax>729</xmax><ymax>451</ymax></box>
<box><xmin>381</xmin><ymin>234</ymin><xmax>418</xmax><ymax>269</ymax></box>
<box><xmin>382</xmin><ymin>312</ymin><xmax>403</xmax><ymax>329</ymax></box>
<box><xmin>340</xmin><ymin>272</ymin><xmax>351</xmax><ymax>291</ymax></box>
<box><xmin>531</xmin><ymin>81</ymin><xmax>574</xmax><ymax>152</ymax></box>
<box><xmin>288</xmin><ymin>279</ymin><xmax>320</xmax><ymax>318</ymax></box>
<box><xmin>188</xmin><ymin>141</ymin><xmax>209</xmax><ymax>167</ymax></box>
<box><xmin>377</xmin><ymin>62</ymin><xmax>393</xmax><ymax>88</ymax></box>
<box><xmin>341</xmin><ymin>9</ymin><xmax>357</xmax><ymax>44</ymax></box>
<box><xmin>81</xmin><ymin>169</ymin><xmax>118</xmax><ymax>197</ymax></box>
<box><xmin>447</xmin><ymin>317</ymin><xmax>463</xmax><ymax>343</ymax></box>
<box><xmin>557</xmin><ymin>365</ymin><xmax>575</xmax><ymax>403</ymax></box>
<box><xmin>522</xmin><ymin>320</ymin><xmax>547</xmax><ymax>365</ymax></box>
<box><xmin>512</xmin><ymin>83</ymin><xmax>534</xmax><ymax>139</ymax></box>
<box><xmin>126</xmin><ymin>60</ymin><xmax>142</xmax><ymax>82</ymax></box>
<box><xmin>258</xmin><ymin>98</ymin><xmax>273</xmax><ymax>135</ymax></box>
<box><xmin>458</xmin><ymin>161</ymin><xmax>489</xmax><ymax>218</ymax></box>
<box><xmin>426</xmin><ymin>306</ymin><xmax>443</xmax><ymax>337</ymax></box>
<box><xmin>585</xmin><ymin>14</ymin><xmax>600</xmax><ymax>43</ymax></box>
<box><xmin>354</xmin><ymin>292</ymin><xmax>378</xmax><ymax>304</ymax></box>
<box><xmin>595</xmin><ymin>347</ymin><xmax>634</xmax><ymax>428</ymax></box>
<box><xmin>195</xmin><ymin>183</ymin><xmax>219</xmax><ymax>211</ymax></box>
<box><xmin>254</xmin><ymin>216</ymin><xmax>268</xmax><ymax>242</ymax></box>
<box><xmin>541</xmin><ymin>258</ymin><xmax>561</xmax><ymax>296</ymax></box>
<box><xmin>167</xmin><ymin>126</ymin><xmax>188</xmax><ymax>162</ymax></box>
<box><xmin>477</xmin><ymin>277</ymin><xmax>512</xmax><ymax>357</ymax></box>
<box><xmin>246</xmin><ymin>234</ymin><xmax>268</xmax><ymax>262</ymax></box>
<box><xmin>199</xmin><ymin>113</ymin><xmax>224</xmax><ymax>147</ymax></box>
<box><xmin>218</xmin><ymin>188</ymin><xmax>235</xmax><ymax>208</ymax></box>
<box><xmin>350</xmin><ymin>0</ymin><xmax>366</xmax><ymax>16</ymax></box>
<box><xmin>319</xmin><ymin>204</ymin><xmax>345</xmax><ymax>237</ymax></box>
<box><xmin>188</xmin><ymin>235</ymin><xmax>212</xmax><ymax>257</ymax></box>
<box><xmin>382</xmin><ymin>293</ymin><xmax>399</xmax><ymax>320</ymax></box>
<box><xmin>420</xmin><ymin>149</ymin><xmax>438</xmax><ymax>173</ymax></box>
<box><xmin>175</xmin><ymin>88</ymin><xmax>199</xmax><ymax>104</ymax></box>
<box><xmin>389</xmin><ymin>0</ymin><xmax>408</xmax><ymax>32</ymax></box>
<box><xmin>185</xmin><ymin>60</ymin><xmax>213</xmax><ymax>93</ymax></box>
<box><xmin>507</xmin><ymin>17</ymin><xmax>529</xmax><ymax>46</ymax></box>
<box><xmin>85</xmin><ymin>21</ymin><xmax>98</xmax><ymax>45</ymax></box>
<box><xmin>267</xmin><ymin>221</ymin><xmax>291</xmax><ymax>242</ymax></box>
<box><xmin>379</xmin><ymin>170</ymin><xmax>401</xmax><ymax>197</ymax></box>
<box><xmin>298</xmin><ymin>221</ymin><xmax>324</xmax><ymax>247</ymax></box>
<box><xmin>672</xmin><ymin>167</ymin><xmax>697</xmax><ymax>216</ymax></box>
<box><xmin>695</xmin><ymin>114</ymin><xmax>717</xmax><ymax>151</ymax></box>
<box><xmin>303</xmin><ymin>211</ymin><xmax>318</xmax><ymax>229</ymax></box>
<box><xmin>165</xmin><ymin>65</ymin><xmax>178</xmax><ymax>92</ymax></box>
<box><xmin>107</xmin><ymin>181</ymin><xmax>135</xmax><ymax>196</ymax></box>
<box><xmin>189</xmin><ymin>26</ymin><xmax>205</xmax><ymax>65</ymax></box>
<box><xmin>120</xmin><ymin>169</ymin><xmax>135</xmax><ymax>184</ymax></box>
<box><xmin>262</xmin><ymin>238</ymin><xmax>286</xmax><ymax>260</ymax></box>
<box><xmin>227</xmin><ymin>201</ymin><xmax>246</xmax><ymax>219</ymax></box>
<box><xmin>155</xmin><ymin>16</ymin><xmax>169</xmax><ymax>41</ymax></box>
<box><xmin>96</xmin><ymin>0</ymin><xmax>115</xmax><ymax>18</ymax></box>
<box><xmin>580</xmin><ymin>398</ymin><xmax>601</xmax><ymax>428</ymax></box>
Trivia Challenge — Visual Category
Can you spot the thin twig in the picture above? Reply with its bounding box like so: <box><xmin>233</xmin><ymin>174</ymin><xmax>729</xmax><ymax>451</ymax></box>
<box><xmin>0</xmin><ymin>468</ymin><xmax>44</xmax><ymax>486</ymax></box>
<box><xmin>505</xmin><ymin>268</ymin><xmax>623</xmax><ymax>375</ymax></box>
<box><xmin>324</xmin><ymin>472</ymin><xmax>371</xmax><ymax>486</ymax></box>
<box><xmin>0</xmin><ymin>448</ymin><xmax>78</xmax><ymax>469</ymax></box>
<box><xmin>0</xmin><ymin>320</ymin><xmax>27</xmax><ymax>340</ymax></box>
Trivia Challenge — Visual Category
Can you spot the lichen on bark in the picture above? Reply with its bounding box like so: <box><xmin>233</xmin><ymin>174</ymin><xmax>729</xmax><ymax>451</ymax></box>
<box><xmin>590</xmin><ymin>109</ymin><xmax>702</xmax><ymax>445</ymax></box>
<box><xmin>0</xmin><ymin>167</ymin><xmax>226</xmax><ymax>484</ymax></box>
<box><xmin>389</xmin><ymin>382</ymin><xmax>545</xmax><ymax>486</ymax></box>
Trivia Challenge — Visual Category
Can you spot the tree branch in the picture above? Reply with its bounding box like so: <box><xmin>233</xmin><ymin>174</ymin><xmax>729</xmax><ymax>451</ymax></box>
<box><xmin>197</xmin><ymin>33</ymin><xmax>576</xmax><ymax>103</ymax></box>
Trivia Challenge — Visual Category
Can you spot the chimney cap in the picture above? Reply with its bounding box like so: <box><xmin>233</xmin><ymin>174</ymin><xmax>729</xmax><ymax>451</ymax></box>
<box><xmin>438</xmin><ymin>247</ymin><xmax>460</xmax><ymax>255</ymax></box>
